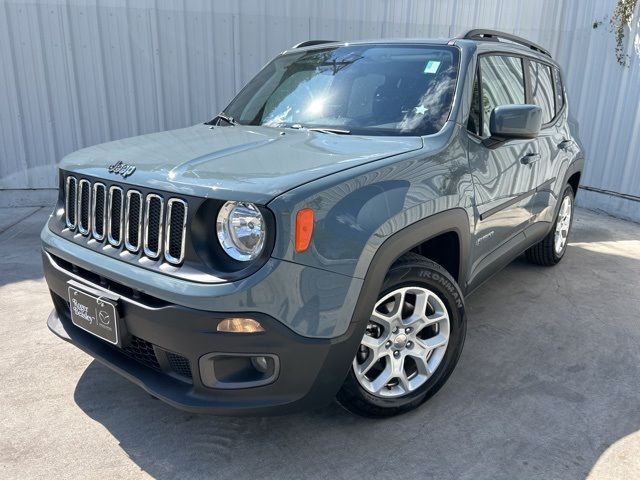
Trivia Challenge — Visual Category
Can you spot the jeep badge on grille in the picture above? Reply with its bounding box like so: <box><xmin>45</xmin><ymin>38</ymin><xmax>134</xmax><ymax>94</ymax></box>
<box><xmin>107</xmin><ymin>161</ymin><xmax>136</xmax><ymax>178</ymax></box>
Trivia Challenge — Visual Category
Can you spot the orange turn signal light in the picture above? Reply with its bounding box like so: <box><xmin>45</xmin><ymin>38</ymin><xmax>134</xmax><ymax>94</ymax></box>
<box><xmin>295</xmin><ymin>208</ymin><xmax>314</xmax><ymax>253</ymax></box>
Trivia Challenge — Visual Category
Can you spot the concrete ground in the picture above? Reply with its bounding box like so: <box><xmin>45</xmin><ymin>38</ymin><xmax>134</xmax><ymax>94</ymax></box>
<box><xmin>1</xmin><ymin>206</ymin><xmax>639</xmax><ymax>480</ymax></box>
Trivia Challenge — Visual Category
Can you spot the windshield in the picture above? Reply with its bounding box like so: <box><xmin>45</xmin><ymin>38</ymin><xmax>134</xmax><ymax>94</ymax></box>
<box><xmin>223</xmin><ymin>44</ymin><xmax>460</xmax><ymax>136</ymax></box>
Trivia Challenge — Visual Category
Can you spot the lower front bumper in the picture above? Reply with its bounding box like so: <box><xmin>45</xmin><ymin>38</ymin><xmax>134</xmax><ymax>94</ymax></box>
<box><xmin>44</xmin><ymin>251</ymin><xmax>366</xmax><ymax>415</ymax></box>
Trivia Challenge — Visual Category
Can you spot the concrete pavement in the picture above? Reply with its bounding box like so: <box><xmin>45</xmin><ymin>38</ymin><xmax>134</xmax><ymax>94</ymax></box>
<box><xmin>1</xmin><ymin>207</ymin><xmax>639</xmax><ymax>479</ymax></box>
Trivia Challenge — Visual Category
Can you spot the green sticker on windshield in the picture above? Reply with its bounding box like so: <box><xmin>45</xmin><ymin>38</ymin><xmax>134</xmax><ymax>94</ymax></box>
<box><xmin>424</xmin><ymin>60</ymin><xmax>441</xmax><ymax>74</ymax></box>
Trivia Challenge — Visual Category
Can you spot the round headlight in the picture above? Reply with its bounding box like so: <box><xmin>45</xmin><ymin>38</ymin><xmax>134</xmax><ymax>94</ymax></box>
<box><xmin>216</xmin><ymin>201</ymin><xmax>266</xmax><ymax>261</ymax></box>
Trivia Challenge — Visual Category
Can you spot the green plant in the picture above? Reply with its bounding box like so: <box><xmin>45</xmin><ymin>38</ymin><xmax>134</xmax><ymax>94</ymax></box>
<box><xmin>594</xmin><ymin>0</ymin><xmax>639</xmax><ymax>66</ymax></box>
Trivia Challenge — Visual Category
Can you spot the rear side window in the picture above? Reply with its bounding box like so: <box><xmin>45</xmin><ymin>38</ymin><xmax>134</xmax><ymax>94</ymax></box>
<box><xmin>479</xmin><ymin>55</ymin><xmax>526</xmax><ymax>137</ymax></box>
<box><xmin>552</xmin><ymin>67</ymin><xmax>565</xmax><ymax>115</ymax></box>
<box><xmin>529</xmin><ymin>61</ymin><xmax>555</xmax><ymax>124</ymax></box>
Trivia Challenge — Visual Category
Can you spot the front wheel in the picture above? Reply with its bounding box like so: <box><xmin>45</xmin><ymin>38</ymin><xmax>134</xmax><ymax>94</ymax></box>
<box><xmin>336</xmin><ymin>253</ymin><xmax>466</xmax><ymax>417</ymax></box>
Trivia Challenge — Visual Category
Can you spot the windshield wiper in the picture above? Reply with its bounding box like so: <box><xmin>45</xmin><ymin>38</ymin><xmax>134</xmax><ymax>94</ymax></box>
<box><xmin>306</xmin><ymin>127</ymin><xmax>351</xmax><ymax>135</ymax></box>
<box><xmin>208</xmin><ymin>112</ymin><xmax>237</xmax><ymax>126</ymax></box>
<box><xmin>275</xmin><ymin>123</ymin><xmax>351</xmax><ymax>135</ymax></box>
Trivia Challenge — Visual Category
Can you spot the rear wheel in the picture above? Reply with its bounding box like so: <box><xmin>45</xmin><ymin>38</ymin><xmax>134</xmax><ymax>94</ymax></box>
<box><xmin>337</xmin><ymin>253</ymin><xmax>466</xmax><ymax>417</ymax></box>
<box><xmin>526</xmin><ymin>184</ymin><xmax>575</xmax><ymax>266</ymax></box>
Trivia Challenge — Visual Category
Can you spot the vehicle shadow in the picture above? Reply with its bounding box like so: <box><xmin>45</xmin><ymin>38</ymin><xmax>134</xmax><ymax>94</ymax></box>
<box><xmin>72</xmin><ymin>212</ymin><xmax>640</xmax><ymax>479</ymax></box>
<box><xmin>73</xmin><ymin>363</ymin><xmax>375</xmax><ymax>478</ymax></box>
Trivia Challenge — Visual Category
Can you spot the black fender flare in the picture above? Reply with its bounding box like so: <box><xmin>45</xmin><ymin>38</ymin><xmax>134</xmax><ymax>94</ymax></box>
<box><xmin>561</xmin><ymin>156</ymin><xmax>584</xmax><ymax>195</ymax></box>
<box><xmin>349</xmin><ymin>207</ymin><xmax>471</xmax><ymax>330</ymax></box>
<box><xmin>317</xmin><ymin>208</ymin><xmax>472</xmax><ymax>401</ymax></box>
<box><xmin>543</xmin><ymin>157</ymin><xmax>584</xmax><ymax>236</ymax></box>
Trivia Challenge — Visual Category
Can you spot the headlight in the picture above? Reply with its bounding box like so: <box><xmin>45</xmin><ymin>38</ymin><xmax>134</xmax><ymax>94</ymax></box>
<box><xmin>216</xmin><ymin>201</ymin><xmax>266</xmax><ymax>261</ymax></box>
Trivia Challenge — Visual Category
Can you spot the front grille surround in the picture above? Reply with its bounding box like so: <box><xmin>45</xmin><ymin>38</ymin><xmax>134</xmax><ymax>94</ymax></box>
<box><xmin>63</xmin><ymin>175</ymin><xmax>187</xmax><ymax>266</ymax></box>
<box><xmin>56</xmin><ymin>170</ymin><xmax>275</xmax><ymax>283</ymax></box>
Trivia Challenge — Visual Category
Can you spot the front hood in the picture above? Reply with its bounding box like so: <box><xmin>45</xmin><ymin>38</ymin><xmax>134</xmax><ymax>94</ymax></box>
<box><xmin>60</xmin><ymin>124</ymin><xmax>423</xmax><ymax>204</ymax></box>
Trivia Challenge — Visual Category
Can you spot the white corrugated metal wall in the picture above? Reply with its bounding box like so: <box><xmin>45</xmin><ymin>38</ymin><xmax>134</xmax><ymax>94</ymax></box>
<box><xmin>1</xmin><ymin>0</ymin><xmax>638</xmax><ymax>220</ymax></box>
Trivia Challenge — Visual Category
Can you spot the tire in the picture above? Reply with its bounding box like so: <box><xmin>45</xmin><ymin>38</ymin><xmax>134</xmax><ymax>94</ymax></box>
<box><xmin>525</xmin><ymin>184</ymin><xmax>575</xmax><ymax>266</ymax></box>
<box><xmin>336</xmin><ymin>253</ymin><xmax>466</xmax><ymax>418</ymax></box>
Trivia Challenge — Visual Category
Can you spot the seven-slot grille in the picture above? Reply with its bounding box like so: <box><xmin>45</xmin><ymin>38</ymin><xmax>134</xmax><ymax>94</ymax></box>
<box><xmin>64</xmin><ymin>176</ymin><xmax>187</xmax><ymax>265</ymax></box>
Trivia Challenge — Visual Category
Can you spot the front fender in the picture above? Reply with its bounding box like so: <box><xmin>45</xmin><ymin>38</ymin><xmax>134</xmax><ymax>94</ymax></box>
<box><xmin>268</xmin><ymin>123</ymin><xmax>474</xmax><ymax>281</ymax></box>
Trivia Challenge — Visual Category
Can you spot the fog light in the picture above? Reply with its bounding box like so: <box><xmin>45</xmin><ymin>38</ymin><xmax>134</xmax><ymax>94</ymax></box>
<box><xmin>217</xmin><ymin>318</ymin><xmax>264</xmax><ymax>333</ymax></box>
<box><xmin>251</xmin><ymin>356</ymin><xmax>269</xmax><ymax>373</ymax></box>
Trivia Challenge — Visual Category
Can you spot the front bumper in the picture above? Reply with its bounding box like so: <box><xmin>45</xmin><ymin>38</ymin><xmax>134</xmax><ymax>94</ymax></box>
<box><xmin>42</xmin><ymin>243</ymin><xmax>367</xmax><ymax>415</ymax></box>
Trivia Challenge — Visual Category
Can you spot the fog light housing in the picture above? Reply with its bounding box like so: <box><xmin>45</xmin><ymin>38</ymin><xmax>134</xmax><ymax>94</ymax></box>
<box><xmin>217</xmin><ymin>318</ymin><xmax>264</xmax><ymax>333</ymax></box>
<box><xmin>199</xmin><ymin>353</ymin><xmax>279</xmax><ymax>389</ymax></box>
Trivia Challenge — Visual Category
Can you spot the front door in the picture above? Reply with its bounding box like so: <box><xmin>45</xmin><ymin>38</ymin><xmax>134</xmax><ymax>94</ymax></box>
<box><xmin>466</xmin><ymin>54</ymin><xmax>539</xmax><ymax>273</ymax></box>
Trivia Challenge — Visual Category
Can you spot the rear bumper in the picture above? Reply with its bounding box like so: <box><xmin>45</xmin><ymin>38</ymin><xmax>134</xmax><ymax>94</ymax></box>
<box><xmin>43</xmin><ymin>249</ymin><xmax>366</xmax><ymax>415</ymax></box>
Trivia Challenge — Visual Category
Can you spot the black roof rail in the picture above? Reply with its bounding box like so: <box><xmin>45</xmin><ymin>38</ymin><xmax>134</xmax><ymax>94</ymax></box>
<box><xmin>458</xmin><ymin>29</ymin><xmax>552</xmax><ymax>58</ymax></box>
<box><xmin>291</xmin><ymin>40</ymin><xmax>340</xmax><ymax>49</ymax></box>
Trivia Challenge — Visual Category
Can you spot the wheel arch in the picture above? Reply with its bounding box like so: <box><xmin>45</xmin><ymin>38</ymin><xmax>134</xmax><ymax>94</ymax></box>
<box><xmin>364</xmin><ymin>207</ymin><xmax>470</xmax><ymax>290</ymax></box>
<box><xmin>410</xmin><ymin>231</ymin><xmax>461</xmax><ymax>283</ymax></box>
<box><xmin>567</xmin><ymin>171</ymin><xmax>581</xmax><ymax>197</ymax></box>
<box><xmin>563</xmin><ymin>155</ymin><xmax>584</xmax><ymax>198</ymax></box>
<box><xmin>349</xmin><ymin>208</ymin><xmax>471</xmax><ymax>335</ymax></box>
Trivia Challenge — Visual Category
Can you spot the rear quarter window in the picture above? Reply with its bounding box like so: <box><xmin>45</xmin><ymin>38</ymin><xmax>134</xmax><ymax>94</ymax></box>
<box><xmin>552</xmin><ymin>67</ymin><xmax>565</xmax><ymax>115</ymax></box>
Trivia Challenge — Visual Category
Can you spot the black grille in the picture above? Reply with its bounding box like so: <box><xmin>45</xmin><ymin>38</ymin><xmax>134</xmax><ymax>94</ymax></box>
<box><xmin>166</xmin><ymin>200</ymin><xmax>186</xmax><ymax>263</ymax></box>
<box><xmin>145</xmin><ymin>196</ymin><xmax>163</xmax><ymax>257</ymax></box>
<box><xmin>79</xmin><ymin>181</ymin><xmax>91</xmax><ymax>234</ymax></box>
<box><xmin>126</xmin><ymin>191</ymin><xmax>142</xmax><ymax>251</ymax></box>
<box><xmin>109</xmin><ymin>188</ymin><xmax>123</xmax><ymax>244</ymax></box>
<box><xmin>166</xmin><ymin>352</ymin><xmax>193</xmax><ymax>379</ymax></box>
<box><xmin>121</xmin><ymin>336</ymin><xmax>161</xmax><ymax>371</ymax></box>
<box><xmin>93</xmin><ymin>184</ymin><xmax>106</xmax><ymax>239</ymax></box>
<box><xmin>65</xmin><ymin>178</ymin><xmax>77</xmax><ymax>228</ymax></box>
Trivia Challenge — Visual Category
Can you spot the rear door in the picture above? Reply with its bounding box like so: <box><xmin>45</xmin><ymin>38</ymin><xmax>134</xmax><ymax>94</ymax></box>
<box><xmin>466</xmin><ymin>54</ymin><xmax>540</xmax><ymax>264</ymax></box>
<box><xmin>527</xmin><ymin>61</ymin><xmax>571</xmax><ymax>222</ymax></box>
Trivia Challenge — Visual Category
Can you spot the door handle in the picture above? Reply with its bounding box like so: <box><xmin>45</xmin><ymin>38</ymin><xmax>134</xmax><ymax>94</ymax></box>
<box><xmin>520</xmin><ymin>153</ymin><xmax>541</xmax><ymax>165</ymax></box>
<box><xmin>557</xmin><ymin>139</ymin><xmax>572</xmax><ymax>150</ymax></box>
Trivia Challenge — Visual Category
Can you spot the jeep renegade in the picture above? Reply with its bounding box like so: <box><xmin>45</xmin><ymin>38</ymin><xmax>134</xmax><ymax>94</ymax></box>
<box><xmin>42</xmin><ymin>30</ymin><xmax>584</xmax><ymax>417</ymax></box>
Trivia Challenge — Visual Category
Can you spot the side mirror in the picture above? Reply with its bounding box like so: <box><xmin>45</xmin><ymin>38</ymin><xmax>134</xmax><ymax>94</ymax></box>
<box><xmin>490</xmin><ymin>104</ymin><xmax>542</xmax><ymax>140</ymax></box>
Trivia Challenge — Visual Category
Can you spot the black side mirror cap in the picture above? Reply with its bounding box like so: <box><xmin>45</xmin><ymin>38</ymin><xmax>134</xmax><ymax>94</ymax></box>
<box><xmin>489</xmin><ymin>104</ymin><xmax>542</xmax><ymax>140</ymax></box>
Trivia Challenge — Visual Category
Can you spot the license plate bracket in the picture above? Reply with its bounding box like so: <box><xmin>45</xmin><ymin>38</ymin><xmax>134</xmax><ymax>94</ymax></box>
<box><xmin>67</xmin><ymin>282</ymin><xmax>120</xmax><ymax>346</ymax></box>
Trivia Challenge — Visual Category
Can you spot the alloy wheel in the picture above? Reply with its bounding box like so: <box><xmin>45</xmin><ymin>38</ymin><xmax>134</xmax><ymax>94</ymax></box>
<box><xmin>554</xmin><ymin>194</ymin><xmax>572</xmax><ymax>255</ymax></box>
<box><xmin>353</xmin><ymin>286</ymin><xmax>450</xmax><ymax>398</ymax></box>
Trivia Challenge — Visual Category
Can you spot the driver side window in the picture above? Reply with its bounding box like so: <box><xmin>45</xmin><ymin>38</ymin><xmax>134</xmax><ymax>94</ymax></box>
<box><xmin>478</xmin><ymin>55</ymin><xmax>526</xmax><ymax>138</ymax></box>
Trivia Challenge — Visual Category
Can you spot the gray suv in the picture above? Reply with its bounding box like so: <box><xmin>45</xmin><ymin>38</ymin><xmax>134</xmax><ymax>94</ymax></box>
<box><xmin>42</xmin><ymin>30</ymin><xmax>584</xmax><ymax>417</ymax></box>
